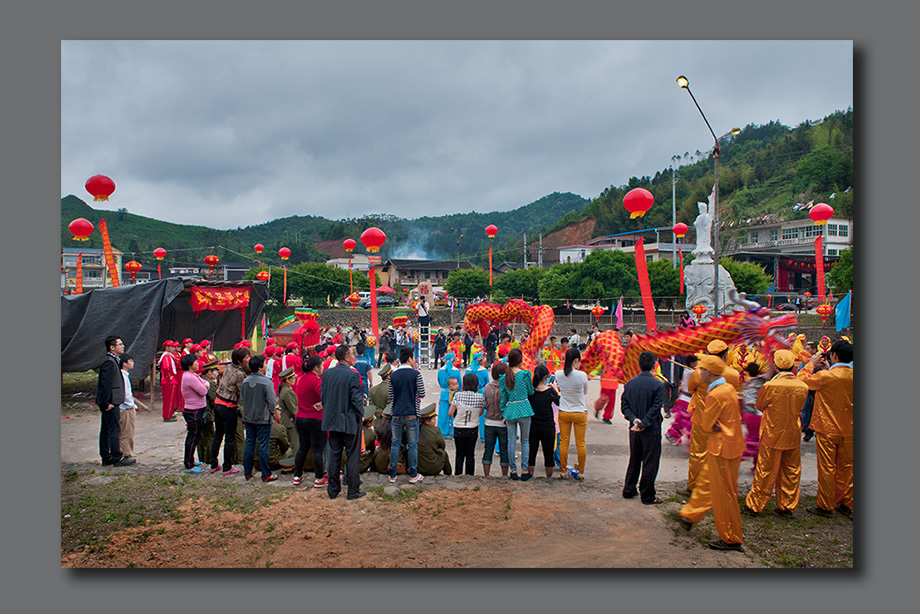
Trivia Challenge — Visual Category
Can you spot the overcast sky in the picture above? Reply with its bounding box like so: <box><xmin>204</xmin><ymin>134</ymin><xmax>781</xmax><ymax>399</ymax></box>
<box><xmin>61</xmin><ymin>40</ymin><xmax>852</xmax><ymax>229</ymax></box>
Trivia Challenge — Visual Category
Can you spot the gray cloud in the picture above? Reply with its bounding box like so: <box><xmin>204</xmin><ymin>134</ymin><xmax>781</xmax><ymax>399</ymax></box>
<box><xmin>61</xmin><ymin>40</ymin><xmax>852</xmax><ymax>228</ymax></box>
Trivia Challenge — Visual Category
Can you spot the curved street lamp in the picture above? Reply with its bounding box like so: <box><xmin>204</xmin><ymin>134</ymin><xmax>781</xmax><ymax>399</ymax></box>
<box><xmin>677</xmin><ymin>75</ymin><xmax>740</xmax><ymax>315</ymax></box>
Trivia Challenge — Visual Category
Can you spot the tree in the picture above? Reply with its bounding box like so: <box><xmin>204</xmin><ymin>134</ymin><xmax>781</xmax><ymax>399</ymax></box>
<box><xmin>828</xmin><ymin>247</ymin><xmax>853</xmax><ymax>293</ymax></box>
<box><xmin>647</xmin><ymin>259</ymin><xmax>680</xmax><ymax>298</ymax></box>
<box><xmin>719</xmin><ymin>257</ymin><xmax>772</xmax><ymax>295</ymax></box>
<box><xmin>445</xmin><ymin>268</ymin><xmax>490</xmax><ymax>300</ymax></box>
<box><xmin>493</xmin><ymin>267</ymin><xmax>545</xmax><ymax>302</ymax></box>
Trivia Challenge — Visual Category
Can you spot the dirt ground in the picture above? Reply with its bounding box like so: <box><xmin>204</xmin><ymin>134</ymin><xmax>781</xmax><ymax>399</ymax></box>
<box><xmin>61</xmin><ymin>371</ymin><xmax>851</xmax><ymax>568</ymax></box>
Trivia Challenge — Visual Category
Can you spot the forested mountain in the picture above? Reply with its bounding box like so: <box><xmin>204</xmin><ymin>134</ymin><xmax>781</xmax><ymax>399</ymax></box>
<box><xmin>61</xmin><ymin>192</ymin><xmax>589</xmax><ymax>268</ymax></box>
<box><xmin>548</xmin><ymin>109</ymin><xmax>853</xmax><ymax>249</ymax></box>
<box><xmin>61</xmin><ymin>108</ymin><xmax>852</xmax><ymax>270</ymax></box>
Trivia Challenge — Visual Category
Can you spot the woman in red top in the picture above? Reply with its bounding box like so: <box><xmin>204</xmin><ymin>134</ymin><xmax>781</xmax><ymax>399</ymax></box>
<box><xmin>293</xmin><ymin>355</ymin><xmax>327</xmax><ymax>487</ymax></box>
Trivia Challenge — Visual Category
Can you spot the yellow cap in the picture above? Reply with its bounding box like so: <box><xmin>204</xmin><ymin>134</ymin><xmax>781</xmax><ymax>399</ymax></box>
<box><xmin>707</xmin><ymin>340</ymin><xmax>728</xmax><ymax>354</ymax></box>
<box><xmin>698</xmin><ymin>355</ymin><xmax>726</xmax><ymax>376</ymax></box>
<box><xmin>773</xmin><ymin>349</ymin><xmax>795</xmax><ymax>370</ymax></box>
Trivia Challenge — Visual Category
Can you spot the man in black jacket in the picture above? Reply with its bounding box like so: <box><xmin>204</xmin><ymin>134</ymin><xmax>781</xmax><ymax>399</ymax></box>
<box><xmin>95</xmin><ymin>336</ymin><xmax>136</xmax><ymax>467</ymax></box>
<box><xmin>321</xmin><ymin>345</ymin><xmax>366</xmax><ymax>500</ymax></box>
<box><xmin>621</xmin><ymin>351</ymin><xmax>664</xmax><ymax>504</ymax></box>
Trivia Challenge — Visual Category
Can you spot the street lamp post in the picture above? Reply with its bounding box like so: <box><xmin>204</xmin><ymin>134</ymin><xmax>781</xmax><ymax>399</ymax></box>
<box><xmin>450</xmin><ymin>227</ymin><xmax>464</xmax><ymax>267</ymax></box>
<box><xmin>676</xmin><ymin>75</ymin><xmax>740</xmax><ymax>315</ymax></box>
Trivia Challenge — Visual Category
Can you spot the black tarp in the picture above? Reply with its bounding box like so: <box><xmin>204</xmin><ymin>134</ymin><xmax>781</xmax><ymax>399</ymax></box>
<box><xmin>61</xmin><ymin>278</ymin><xmax>268</xmax><ymax>374</ymax></box>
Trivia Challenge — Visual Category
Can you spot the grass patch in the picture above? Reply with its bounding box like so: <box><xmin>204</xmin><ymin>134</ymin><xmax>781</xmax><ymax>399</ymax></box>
<box><xmin>366</xmin><ymin>485</ymin><xmax>423</xmax><ymax>503</ymax></box>
<box><xmin>664</xmin><ymin>495</ymin><xmax>852</xmax><ymax>568</ymax></box>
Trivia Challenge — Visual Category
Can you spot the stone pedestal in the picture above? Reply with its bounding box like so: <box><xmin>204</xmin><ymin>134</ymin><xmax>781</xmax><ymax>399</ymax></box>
<box><xmin>684</xmin><ymin>262</ymin><xmax>738</xmax><ymax>323</ymax></box>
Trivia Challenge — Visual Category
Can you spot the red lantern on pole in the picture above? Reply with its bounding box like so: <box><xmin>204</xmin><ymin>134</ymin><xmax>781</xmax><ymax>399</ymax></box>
<box><xmin>343</xmin><ymin>239</ymin><xmax>357</xmax><ymax>253</ymax></box>
<box><xmin>803</xmin><ymin>291</ymin><xmax>812</xmax><ymax>310</ymax></box>
<box><xmin>810</xmin><ymin>203</ymin><xmax>834</xmax><ymax>305</ymax></box>
<box><xmin>279</xmin><ymin>247</ymin><xmax>291</xmax><ymax>260</ymax></box>
<box><xmin>344</xmin><ymin>238</ymin><xmax>357</xmax><ymax>294</ymax></box>
<box><xmin>591</xmin><ymin>304</ymin><xmax>604</xmax><ymax>323</ymax></box>
<box><xmin>254</xmin><ymin>243</ymin><xmax>264</xmax><ymax>266</ymax></box>
<box><xmin>673</xmin><ymin>222</ymin><xmax>688</xmax><ymax>294</ymax></box>
<box><xmin>124</xmin><ymin>260</ymin><xmax>142</xmax><ymax>283</ymax></box>
<box><xmin>623</xmin><ymin>188</ymin><xmax>654</xmax><ymax>219</ymax></box>
<box><xmin>204</xmin><ymin>255</ymin><xmax>220</xmax><ymax>277</ymax></box>
<box><xmin>256</xmin><ymin>270</ymin><xmax>270</xmax><ymax>282</ymax></box>
<box><xmin>816</xmin><ymin>303</ymin><xmax>833</xmax><ymax>326</ymax></box>
<box><xmin>692</xmin><ymin>303</ymin><xmax>707</xmax><ymax>323</ymax></box>
<box><xmin>68</xmin><ymin>218</ymin><xmax>94</xmax><ymax>241</ymax></box>
<box><xmin>85</xmin><ymin>175</ymin><xmax>116</xmax><ymax>202</ymax></box>
<box><xmin>485</xmin><ymin>224</ymin><xmax>498</xmax><ymax>287</ymax></box>
<box><xmin>361</xmin><ymin>227</ymin><xmax>387</xmax><ymax>338</ymax></box>
<box><xmin>348</xmin><ymin>291</ymin><xmax>361</xmax><ymax>310</ymax></box>
<box><xmin>153</xmin><ymin>247</ymin><xmax>166</xmax><ymax>280</ymax></box>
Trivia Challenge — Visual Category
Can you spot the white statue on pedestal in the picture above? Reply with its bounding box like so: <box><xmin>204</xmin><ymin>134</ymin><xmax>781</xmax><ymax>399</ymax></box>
<box><xmin>692</xmin><ymin>186</ymin><xmax>716</xmax><ymax>264</ymax></box>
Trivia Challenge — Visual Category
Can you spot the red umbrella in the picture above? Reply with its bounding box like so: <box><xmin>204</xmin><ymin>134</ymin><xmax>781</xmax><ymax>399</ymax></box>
<box><xmin>377</xmin><ymin>284</ymin><xmax>396</xmax><ymax>293</ymax></box>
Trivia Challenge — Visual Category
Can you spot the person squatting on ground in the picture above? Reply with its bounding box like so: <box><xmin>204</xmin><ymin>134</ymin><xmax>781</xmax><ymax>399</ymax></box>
<box><xmin>449</xmin><ymin>372</ymin><xmax>486</xmax><ymax>475</ymax></box>
<box><xmin>620</xmin><ymin>351</ymin><xmax>666</xmax><ymax>505</ymax></box>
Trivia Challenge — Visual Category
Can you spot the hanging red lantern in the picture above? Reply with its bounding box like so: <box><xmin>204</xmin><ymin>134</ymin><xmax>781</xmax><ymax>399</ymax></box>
<box><xmin>348</xmin><ymin>291</ymin><xmax>361</xmax><ymax>310</ymax></box>
<box><xmin>485</xmin><ymin>224</ymin><xmax>498</xmax><ymax>238</ymax></box>
<box><xmin>809</xmin><ymin>203</ymin><xmax>834</xmax><ymax>226</ymax></box>
<box><xmin>85</xmin><ymin>175</ymin><xmax>116</xmax><ymax>202</ymax></box>
<box><xmin>153</xmin><ymin>247</ymin><xmax>166</xmax><ymax>260</ymax></box>
<box><xmin>204</xmin><ymin>255</ymin><xmax>220</xmax><ymax>276</ymax></box>
<box><xmin>623</xmin><ymin>188</ymin><xmax>654</xmax><ymax>219</ymax></box>
<box><xmin>343</xmin><ymin>238</ymin><xmax>357</xmax><ymax>253</ymax></box>
<box><xmin>360</xmin><ymin>227</ymin><xmax>387</xmax><ymax>252</ymax></box>
<box><xmin>692</xmin><ymin>303</ymin><xmax>707</xmax><ymax>317</ymax></box>
<box><xmin>816</xmin><ymin>303</ymin><xmax>833</xmax><ymax>325</ymax></box>
<box><xmin>672</xmin><ymin>223</ymin><xmax>688</xmax><ymax>238</ymax></box>
<box><xmin>254</xmin><ymin>244</ymin><xmax>264</xmax><ymax>255</ymax></box>
<box><xmin>124</xmin><ymin>260</ymin><xmax>142</xmax><ymax>282</ymax></box>
<box><xmin>673</xmin><ymin>222</ymin><xmax>689</xmax><ymax>295</ymax></box>
<box><xmin>68</xmin><ymin>218</ymin><xmax>94</xmax><ymax>241</ymax></box>
<box><xmin>591</xmin><ymin>305</ymin><xmax>604</xmax><ymax>322</ymax></box>
<box><xmin>279</xmin><ymin>247</ymin><xmax>291</xmax><ymax>260</ymax></box>
<box><xmin>256</xmin><ymin>270</ymin><xmax>270</xmax><ymax>282</ymax></box>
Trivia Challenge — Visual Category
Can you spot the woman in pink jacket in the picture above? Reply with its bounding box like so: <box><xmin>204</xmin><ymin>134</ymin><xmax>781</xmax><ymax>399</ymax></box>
<box><xmin>180</xmin><ymin>353</ymin><xmax>211</xmax><ymax>473</ymax></box>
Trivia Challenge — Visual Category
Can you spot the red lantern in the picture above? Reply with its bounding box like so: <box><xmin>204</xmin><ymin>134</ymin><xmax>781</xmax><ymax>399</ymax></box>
<box><xmin>360</xmin><ymin>227</ymin><xmax>387</xmax><ymax>253</ymax></box>
<box><xmin>279</xmin><ymin>247</ymin><xmax>291</xmax><ymax>260</ymax></box>
<box><xmin>85</xmin><ymin>175</ymin><xmax>116</xmax><ymax>202</ymax></box>
<box><xmin>623</xmin><ymin>188</ymin><xmax>654</xmax><ymax>219</ymax></box>
<box><xmin>348</xmin><ymin>292</ymin><xmax>361</xmax><ymax>310</ymax></box>
<box><xmin>816</xmin><ymin>303</ymin><xmax>833</xmax><ymax>325</ymax></box>
<box><xmin>485</xmin><ymin>224</ymin><xmax>498</xmax><ymax>286</ymax></box>
<box><xmin>153</xmin><ymin>247</ymin><xmax>166</xmax><ymax>260</ymax></box>
<box><xmin>256</xmin><ymin>270</ymin><xmax>270</xmax><ymax>282</ymax></box>
<box><xmin>591</xmin><ymin>305</ymin><xmax>604</xmax><ymax>317</ymax></box>
<box><xmin>692</xmin><ymin>303</ymin><xmax>707</xmax><ymax>317</ymax></box>
<box><xmin>809</xmin><ymin>203</ymin><xmax>834</xmax><ymax>226</ymax></box>
<box><xmin>254</xmin><ymin>244</ymin><xmax>264</xmax><ymax>254</ymax></box>
<box><xmin>204</xmin><ymin>255</ymin><xmax>220</xmax><ymax>276</ymax></box>
<box><xmin>68</xmin><ymin>218</ymin><xmax>94</xmax><ymax>241</ymax></box>
<box><xmin>124</xmin><ymin>260</ymin><xmax>142</xmax><ymax>282</ymax></box>
<box><xmin>672</xmin><ymin>223</ymin><xmax>688</xmax><ymax>238</ymax></box>
<box><xmin>343</xmin><ymin>238</ymin><xmax>357</xmax><ymax>253</ymax></box>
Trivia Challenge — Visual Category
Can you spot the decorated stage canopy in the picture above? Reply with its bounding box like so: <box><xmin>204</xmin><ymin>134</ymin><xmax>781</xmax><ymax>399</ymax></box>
<box><xmin>61</xmin><ymin>278</ymin><xmax>269</xmax><ymax>374</ymax></box>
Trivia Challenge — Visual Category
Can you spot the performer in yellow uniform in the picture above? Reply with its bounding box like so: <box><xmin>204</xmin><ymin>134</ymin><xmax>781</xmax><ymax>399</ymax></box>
<box><xmin>677</xmin><ymin>355</ymin><xmax>745</xmax><ymax>551</ymax></box>
<box><xmin>798</xmin><ymin>339</ymin><xmax>854</xmax><ymax>518</ymax></box>
<box><xmin>743</xmin><ymin>349</ymin><xmax>809</xmax><ymax>515</ymax></box>
<box><xmin>678</xmin><ymin>339</ymin><xmax>738</xmax><ymax>496</ymax></box>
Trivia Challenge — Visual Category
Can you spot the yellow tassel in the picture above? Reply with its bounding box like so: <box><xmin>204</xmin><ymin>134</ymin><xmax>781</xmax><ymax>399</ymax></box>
<box><xmin>630</xmin><ymin>211</ymin><xmax>645</xmax><ymax>219</ymax></box>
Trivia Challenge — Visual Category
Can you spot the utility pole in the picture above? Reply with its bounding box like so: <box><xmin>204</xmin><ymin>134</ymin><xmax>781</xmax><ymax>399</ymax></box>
<box><xmin>538</xmin><ymin>233</ymin><xmax>543</xmax><ymax>267</ymax></box>
<box><xmin>671</xmin><ymin>155</ymin><xmax>680</xmax><ymax>268</ymax></box>
<box><xmin>523</xmin><ymin>233</ymin><xmax>528</xmax><ymax>267</ymax></box>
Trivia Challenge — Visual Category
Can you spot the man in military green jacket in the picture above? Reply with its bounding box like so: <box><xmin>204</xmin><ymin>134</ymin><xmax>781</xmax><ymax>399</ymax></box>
<box><xmin>276</xmin><ymin>367</ymin><xmax>299</xmax><ymax>457</ymax></box>
<box><xmin>368</xmin><ymin>363</ymin><xmax>392</xmax><ymax>418</ymax></box>
<box><xmin>418</xmin><ymin>404</ymin><xmax>452</xmax><ymax>476</ymax></box>
<box><xmin>252</xmin><ymin>421</ymin><xmax>293</xmax><ymax>473</ymax></box>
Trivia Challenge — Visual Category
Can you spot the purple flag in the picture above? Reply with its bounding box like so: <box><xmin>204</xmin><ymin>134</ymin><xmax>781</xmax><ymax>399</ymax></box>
<box><xmin>615</xmin><ymin>296</ymin><xmax>624</xmax><ymax>330</ymax></box>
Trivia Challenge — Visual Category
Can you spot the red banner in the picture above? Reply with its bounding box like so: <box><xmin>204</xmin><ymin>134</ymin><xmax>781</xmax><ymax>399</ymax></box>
<box><xmin>74</xmin><ymin>252</ymin><xmax>83</xmax><ymax>294</ymax></box>
<box><xmin>98</xmin><ymin>219</ymin><xmax>120</xmax><ymax>287</ymax></box>
<box><xmin>815</xmin><ymin>235</ymin><xmax>826</xmax><ymax>304</ymax></box>
<box><xmin>634</xmin><ymin>238</ymin><xmax>657</xmax><ymax>332</ymax></box>
<box><xmin>283</xmin><ymin>266</ymin><xmax>288</xmax><ymax>306</ymax></box>
<box><xmin>489</xmin><ymin>246</ymin><xmax>493</xmax><ymax>286</ymax></box>
<box><xmin>190</xmin><ymin>287</ymin><xmax>251</xmax><ymax>312</ymax></box>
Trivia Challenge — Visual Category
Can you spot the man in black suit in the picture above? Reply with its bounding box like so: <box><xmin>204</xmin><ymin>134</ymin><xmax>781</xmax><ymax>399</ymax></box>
<box><xmin>95</xmin><ymin>335</ymin><xmax>136</xmax><ymax>467</ymax></box>
<box><xmin>621</xmin><ymin>351</ymin><xmax>665</xmax><ymax>504</ymax></box>
<box><xmin>320</xmin><ymin>344</ymin><xmax>366</xmax><ymax>500</ymax></box>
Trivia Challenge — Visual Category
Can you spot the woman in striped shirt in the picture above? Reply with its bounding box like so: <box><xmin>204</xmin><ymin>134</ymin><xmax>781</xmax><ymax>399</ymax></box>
<box><xmin>500</xmin><ymin>348</ymin><xmax>535</xmax><ymax>481</ymax></box>
<box><xmin>449</xmin><ymin>373</ymin><xmax>486</xmax><ymax>475</ymax></box>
